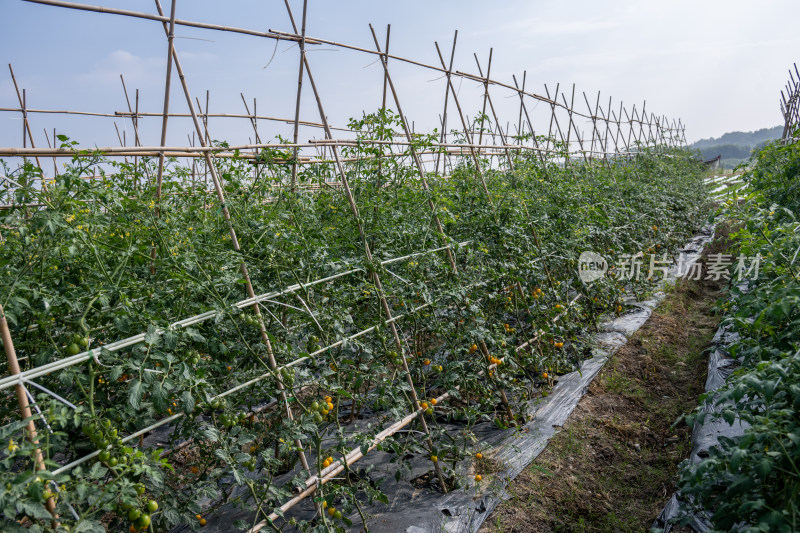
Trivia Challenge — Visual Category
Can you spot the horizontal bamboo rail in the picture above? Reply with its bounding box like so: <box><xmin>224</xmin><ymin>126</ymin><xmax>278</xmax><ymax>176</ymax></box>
<box><xmin>23</xmin><ymin>0</ymin><xmax>310</xmax><ymax>43</ymax></box>
<box><xmin>0</xmin><ymin>141</ymin><xmax>645</xmax><ymax>159</ymax></box>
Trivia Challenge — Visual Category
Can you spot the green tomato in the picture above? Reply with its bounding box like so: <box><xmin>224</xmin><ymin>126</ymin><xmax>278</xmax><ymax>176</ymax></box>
<box><xmin>334</xmin><ymin>510</ymin><xmax>342</xmax><ymax>520</ymax></box>
<box><xmin>146</xmin><ymin>500</ymin><xmax>158</xmax><ymax>513</ymax></box>
<box><xmin>127</xmin><ymin>508</ymin><xmax>141</xmax><ymax>522</ymax></box>
<box><xmin>310</xmin><ymin>401</ymin><xmax>320</xmax><ymax>412</ymax></box>
<box><xmin>135</xmin><ymin>484</ymin><xmax>146</xmax><ymax>495</ymax></box>
<box><xmin>98</xmin><ymin>450</ymin><xmax>110</xmax><ymax>462</ymax></box>
<box><xmin>66</xmin><ymin>343</ymin><xmax>80</xmax><ymax>356</ymax></box>
<box><xmin>78</xmin><ymin>337</ymin><xmax>89</xmax><ymax>348</ymax></box>
<box><xmin>134</xmin><ymin>514</ymin><xmax>151</xmax><ymax>529</ymax></box>
<box><xmin>107</xmin><ymin>457</ymin><xmax>118</xmax><ymax>467</ymax></box>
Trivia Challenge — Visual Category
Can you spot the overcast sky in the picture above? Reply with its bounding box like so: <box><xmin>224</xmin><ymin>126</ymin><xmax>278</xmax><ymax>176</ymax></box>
<box><xmin>1</xmin><ymin>0</ymin><xmax>798</xmax><ymax>152</ymax></box>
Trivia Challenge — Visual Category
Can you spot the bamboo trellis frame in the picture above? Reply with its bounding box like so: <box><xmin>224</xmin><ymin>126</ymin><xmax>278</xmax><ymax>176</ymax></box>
<box><xmin>1</xmin><ymin>1</ymin><xmax>686</xmax><ymax>185</ymax></box>
<box><xmin>0</xmin><ymin>1</ymin><xmax>691</xmax><ymax>529</ymax></box>
<box><xmin>781</xmin><ymin>62</ymin><xmax>800</xmax><ymax>141</ymax></box>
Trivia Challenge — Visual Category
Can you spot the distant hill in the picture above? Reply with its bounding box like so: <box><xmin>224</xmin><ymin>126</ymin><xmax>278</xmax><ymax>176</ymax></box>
<box><xmin>690</xmin><ymin>126</ymin><xmax>782</xmax><ymax>168</ymax></box>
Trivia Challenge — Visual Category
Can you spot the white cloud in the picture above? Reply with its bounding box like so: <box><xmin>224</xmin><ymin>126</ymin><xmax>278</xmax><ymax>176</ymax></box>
<box><xmin>70</xmin><ymin>49</ymin><xmax>216</xmax><ymax>88</ymax></box>
<box><xmin>178</xmin><ymin>51</ymin><xmax>217</xmax><ymax>62</ymax></box>
<box><xmin>72</xmin><ymin>50</ymin><xmax>164</xmax><ymax>87</ymax></box>
<box><xmin>469</xmin><ymin>16</ymin><xmax>620</xmax><ymax>39</ymax></box>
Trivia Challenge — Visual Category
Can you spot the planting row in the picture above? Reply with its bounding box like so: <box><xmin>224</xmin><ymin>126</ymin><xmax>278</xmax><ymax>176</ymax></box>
<box><xmin>676</xmin><ymin>136</ymin><xmax>800</xmax><ymax>532</ymax></box>
<box><xmin>0</xmin><ymin>116</ymin><xmax>707</xmax><ymax>532</ymax></box>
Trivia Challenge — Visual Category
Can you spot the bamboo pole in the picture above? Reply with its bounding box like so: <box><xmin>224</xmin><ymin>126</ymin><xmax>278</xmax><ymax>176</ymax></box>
<box><xmin>473</xmin><ymin>52</ymin><xmax>513</xmax><ymax>170</ymax></box>
<box><xmin>119</xmin><ymin>76</ymin><xmax>142</xmax><ymax>148</ymax></box>
<box><xmin>0</xmin><ymin>303</ymin><xmax>58</xmax><ymax>524</ymax></box>
<box><xmin>287</xmin><ymin>0</ymin><xmax>308</xmax><ymax>190</ymax></box>
<box><xmin>42</xmin><ymin>127</ymin><xmax>58</xmax><ymax>178</ymax></box>
<box><xmin>544</xmin><ymin>83</ymin><xmax>567</xmax><ymax>153</ymax></box>
<box><xmin>631</xmin><ymin>105</ymin><xmax>641</xmax><ymax>148</ymax></box>
<box><xmin>511</xmin><ymin>73</ymin><xmax>546</xmax><ymax>164</ymax></box>
<box><xmin>627</xmin><ymin>105</ymin><xmax>639</xmax><ymax>147</ymax></box>
<box><xmin>595</xmin><ymin>95</ymin><xmax>611</xmax><ymax>161</ymax></box>
<box><xmin>238</xmin><ymin>94</ymin><xmax>262</xmax><ymax>181</ymax></box>
<box><xmin>240</xmin><ymin>93</ymin><xmax>262</xmax><ymax>144</ymax></box>
<box><xmin>605</xmin><ymin>97</ymin><xmax>616</xmax><ymax>154</ymax></box>
<box><xmin>377</xmin><ymin>24</ymin><xmax>392</xmax><ymax>182</ymax></box>
<box><xmin>189</xmin><ymin>132</ymin><xmax>197</xmax><ymax>188</ymax></box>
<box><xmin>367</xmin><ymin>24</ymin><xmax>457</xmax><ymax>274</ymax></box>
<box><xmin>561</xmin><ymin>84</ymin><xmax>585</xmax><ymax>162</ymax></box>
<box><xmin>476</xmin><ymin>48</ymin><xmax>492</xmax><ymax>147</ymax></box>
<box><xmin>638</xmin><ymin>102</ymin><xmax>648</xmax><ymax>145</ymax></box>
<box><xmin>151</xmin><ymin>0</ymin><xmax>317</xmax><ymax>487</ymax></box>
<box><xmin>381</xmin><ymin>25</ymin><xmax>390</xmax><ymax>111</ymax></box>
<box><xmin>583</xmin><ymin>91</ymin><xmax>600</xmax><ymax>160</ymax></box>
<box><xmin>516</xmin><ymin>71</ymin><xmax>525</xmax><ymax>144</ymax></box>
<box><xmin>285</xmin><ymin>1</ymin><xmax>450</xmax><ymax>496</ymax></box>
<box><xmin>433</xmin><ymin>33</ymin><xmax>490</xmax><ymax>198</ymax></box>
<box><xmin>134</xmin><ymin>88</ymin><xmax>143</xmax><ymax>188</ymax></box>
<box><xmin>247</xmin><ymin>389</ymin><xmax>451</xmax><ymax>531</ymax></box>
<box><xmin>154</xmin><ymin>0</ymin><xmax>177</xmax><ymax>210</ymax></box>
<box><xmin>433</xmin><ymin>37</ymin><xmax>452</xmax><ymax>178</ymax></box>
<box><xmin>8</xmin><ymin>65</ymin><xmax>46</xmax><ymax>187</ymax></box>
<box><xmin>612</xmin><ymin>102</ymin><xmax>626</xmax><ymax>153</ymax></box>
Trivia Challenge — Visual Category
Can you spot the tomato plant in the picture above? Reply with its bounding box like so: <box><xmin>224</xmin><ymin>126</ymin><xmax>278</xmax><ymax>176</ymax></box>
<box><xmin>0</xmin><ymin>114</ymin><xmax>707</xmax><ymax>531</ymax></box>
<box><xmin>677</xmin><ymin>138</ymin><xmax>800</xmax><ymax>532</ymax></box>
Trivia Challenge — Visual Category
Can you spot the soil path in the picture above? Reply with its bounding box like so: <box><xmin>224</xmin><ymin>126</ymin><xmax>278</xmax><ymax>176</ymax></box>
<box><xmin>481</xmin><ymin>256</ymin><xmax>728</xmax><ymax>532</ymax></box>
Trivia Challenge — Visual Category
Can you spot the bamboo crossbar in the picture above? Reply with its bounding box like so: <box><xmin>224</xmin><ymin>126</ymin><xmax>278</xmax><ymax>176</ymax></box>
<box><xmin>22</xmin><ymin>0</ymin><xmax>311</xmax><ymax>44</ymax></box>
<box><xmin>0</xmin><ymin>140</ymin><xmax>642</xmax><ymax>159</ymax></box>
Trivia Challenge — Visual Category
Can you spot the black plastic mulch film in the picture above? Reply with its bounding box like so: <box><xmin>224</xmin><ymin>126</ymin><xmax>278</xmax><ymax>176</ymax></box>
<box><xmin>653</xmin><ymin>279</ymin><xmax>749</xmax><ymax>533</ymax></box>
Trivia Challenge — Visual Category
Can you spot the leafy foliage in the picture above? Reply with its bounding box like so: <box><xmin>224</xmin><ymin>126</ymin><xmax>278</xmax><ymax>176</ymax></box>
<box><xmin>676</xmin><ymin>138</ymin><xmax>800</xmax><ymax>532</ymax></box>
<box><xmin>0</xmin><ymin>113</ymin><xmax>707</xmax><ymax>531</ymax></box>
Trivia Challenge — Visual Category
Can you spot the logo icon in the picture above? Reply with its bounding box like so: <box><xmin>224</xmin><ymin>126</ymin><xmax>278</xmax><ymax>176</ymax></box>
<box><xmin>578</xmin><ymin>251</ymin><xmax>607</xmax><ymax>283</ymax></box>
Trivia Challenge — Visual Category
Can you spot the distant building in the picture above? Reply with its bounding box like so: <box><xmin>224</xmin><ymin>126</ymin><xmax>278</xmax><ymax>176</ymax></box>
<box><xmin>703</xmin><ymin>154</ymin><xmax>721</xmax><ymax>169</ymax></box>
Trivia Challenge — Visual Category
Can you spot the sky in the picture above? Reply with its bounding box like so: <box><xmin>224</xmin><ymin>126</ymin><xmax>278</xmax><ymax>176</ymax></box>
<box><xmin>1</xmin><ymin>0</ymin><xmax>798</xmax><ymax>154</ymax></box>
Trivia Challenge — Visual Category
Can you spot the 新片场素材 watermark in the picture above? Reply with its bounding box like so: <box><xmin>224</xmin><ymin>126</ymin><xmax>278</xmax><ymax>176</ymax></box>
<box><xmin>578</xmin><ymin>251</ymin><xmax>761</xmax><ymax>283</ymax></box>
